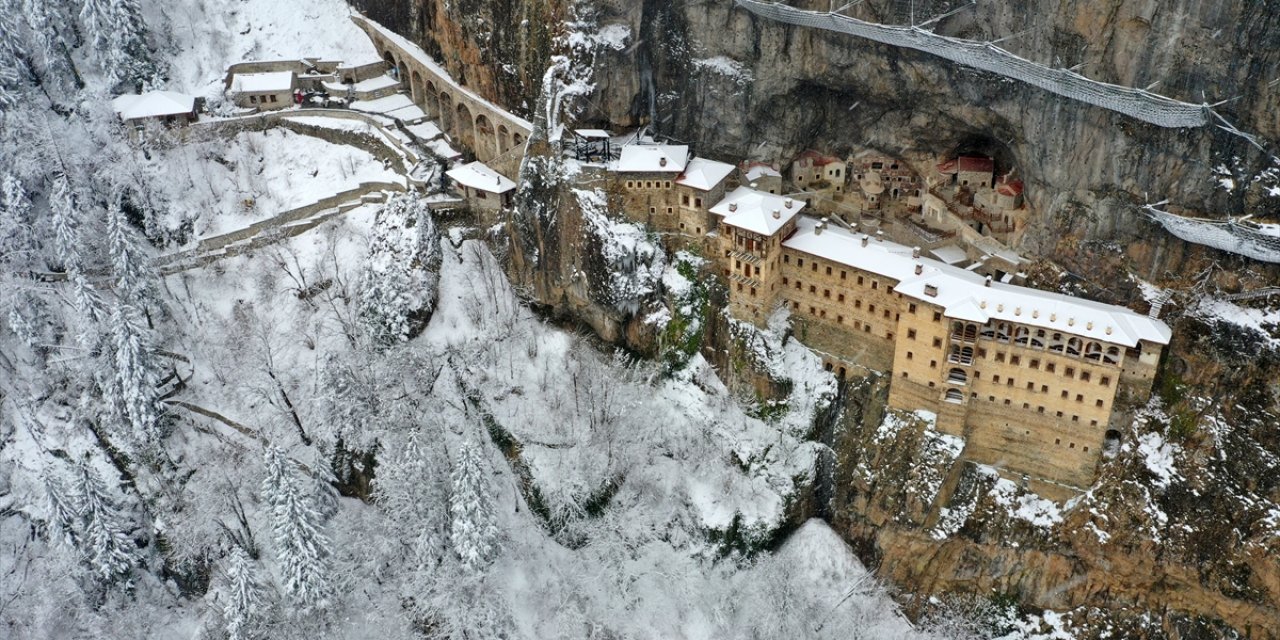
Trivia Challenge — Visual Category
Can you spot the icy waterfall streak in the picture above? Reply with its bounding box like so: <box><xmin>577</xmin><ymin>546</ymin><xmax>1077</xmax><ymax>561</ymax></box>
<box><xmin>1144</xmin><ymin>205</ymin><xmax>1280</xmax><ymax>263</ymax></box>
<box><xmin>734</xmin><ymin>0</ymin><xmax>1211</xmax><ymax>129</ymax></box>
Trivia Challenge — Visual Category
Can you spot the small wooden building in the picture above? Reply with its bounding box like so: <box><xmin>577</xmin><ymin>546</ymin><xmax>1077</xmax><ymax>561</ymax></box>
<box><xmin>111</xmin><ymin>91</ymin><xmax>198</xmax><ymax>137</ymax></box>
<box><xmin>228</xmin><ymin>71</ymin><xmax>297</xmax><ymax>110</ymax></box>
<box><xmin>446</xmin><ymin>161</ymin><xmax>516</xmax><ymax>211</ymax></box>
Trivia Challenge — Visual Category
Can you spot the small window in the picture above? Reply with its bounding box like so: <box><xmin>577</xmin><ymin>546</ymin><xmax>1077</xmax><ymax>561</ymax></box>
<box><xmin>933</xmin><ymin>337</ymin><xmax>942</xmax><ymax>348</ymax></box>
<box><xmin>798</xmin><ymin>259</ymin><xmax>805</xmax><ymax>267</ymax></box>
<box><xmin>811</xmin><ymin>263</ymin><xmax>818</xmax><ymax>272</ymax></box>
<box><xmin>886</xmin><ymin>331</ymin><xmax>894</xmax><ymax>340</ymax></box>
<box><xmin>1090</xmin><ymin>420</ymin><xmax>1098</xmax><ymax>427</ymax></box>
<box><xmin>933</xmin><ymin>311</ymin><xmax>942</xmax><ymax>322</ymax></box>
<box><xmin>1046</xmin><ymin>363</ymin><xmax>1055</xmax><ymax>373</ymax></box>
<box><xmin>824</xmin><ymin>289</ymin><xmax>830</xmax><ymax>299</ymax></box>
<box><xmin>1026</xmin><ymin>382</ymin><xmax>1035</xmax><ymax>391</ymax></box>
<box><xmin>1056</xmin><ymin>411</ymin><xmax>1063</xmax><ymax>418</ymax></box>
<box><xmin>837</xmin><ymin>315</ymin><xmax>844</xmax><ymax>323</ymax></box>
<box><xmin>782</xmin><ymin>277</ymin><xmax>789</xmax><ymax>285</ymax></box>
<box><xmin>695</xmin><ymin>197</ymin><xmax>702</xmax><ymax>207</ymax></box>
<box><xmin>993</xmin><ymin>375</ymin><xmax>1001</xmax><ymax>383</ymax></box>
<box><xmin>649</xmin><ymin>206</ymin><xmax>657</xmax><ymax>214</ymax></box>
<box><xmin>1011</xmin><ymin>355</ymin><xmax>1020</xmax><ymax>366</ymax></box>
<box><xmin>930</xmin><ymin>360</ymin><xmax>937</xmax><ymax>369</ymax></box>
<box><xmin>1038</xmin><ymin>406</ymin><xmax>1045</xmax><ymax>414</ymax></box>
<box><xmin>907</xmin><ymin>352</ymin><xmax>913</xmax><ymax>360</ymax></box>
<box><xmin>665</xmin><ymin>181</ymin><xmax>672</xmax><ymax>189</ymax></box>
<box><xmin>1061</xmin><ymin>390</ymin><xmax>1069</xmax><ymax>399</ymax></box>
<box><xmin>856</xmin><ymin>300</ymin><xmax>862</xmax><ymax>309</ymax></box>
<box><xmin>809</xmin><ymin>306</ymin><xmax>816</xmax><ymax>315</ymax></box>
<box><xmin>1101</xmin><ymin>376</ymin><xmax>1111</xmax><ymax>387</ymax></box>
<box><xmin>1006</xmin><ymin>378</ymin><xmax>1014</xmax><ymax>387</ymax></box>
<box><xmin>784</xmin><ymin>255</ymin><xmax>790</xmax><ymax>264</ymax></box>
<box><xmin>872</xmin><ymin>281</ymin><xmax>879</xmax><ymax>290</ymax></box>
<box><xmin>1065</xmin><ymin>367</ymin><xmax>1075</xmax><ymax>378</ymax></box>
<box><xmin>1076</xmin><ymin>394</ymin><xmax>1084</xmax><ymax>403</ymax></box>
<box><xmin>869</xmin><ymin>304</ymin><xmax>876</xmax><ymax>313</ymax></box>
<box><xmin>750</xmin><ymin>287</ymin><xmax>756</xmax><ymax>296</ymax></box>
<box><xmin>995</xmin><ymin>353</ymin><xmax>1006</xmax><ymax>363</ymax></box>
<box><xmin>1041</xmin><ymin>384</ymin><xmax>1048</xmax><ymax>393</ymax></box>
<box><xmin>1004</xmin><ymin>399</ymin><xmax>1011</xmax><ymax>405</ymax></box>
<box><xmin>1096</xmin><ymin>399</ymin><xmax>1104</xmax><ymax>408</ymax></box>
<box><xmin>838</xmin><ymin>294</ymin><xmax>845</xmax><ymax>303</ymax></box>
<box><xmin>249</xmin><ymin>95</ymin><xmax>258</xmax><ymax>104</ymax></box>
<box><xmin>841</xmin><ymin>271</ymin><xmax>847</xmax><ymax>280</ymax></box>
<box><xmin>857</xmin><ymin>276</ymin><xmax>863</xmax><ymax>285</ymax></box>
<box><xmin>626</xmin><ymin>181</ymin><xmax>634</xmax><ymax>188</ymax></box>
<box><xmin>682</xmin><ymin>195</ymin><xmax>690</xmax><ymax>206</ymax></box>
<box><xmin>646</xmin><ymin>181</ymin><xmax>653</xmax><ymax>189</ymax></box>
<box><xmin>909</xmin><ymin>303</ymin><xmax>917</xmax><ymax>313</ymax></box>
<box><xmin>908</xmin><ymin>329</ymin><xmax>917</xmax><ymax>339</ymax></box>
<box><xmin>1072</xmin><ymin>415</ymin><xmax>1080</xmax><ymax>422</ymax></box>
<box><xmin>1030</xmin><ymin>359</ymin><xmax>1040</xmax><ymax>369</ymax></box>
<box><xmin>809</xmin><ymin>285</ymin><xmax>816</xmax><ymax>294</ymax></box>
<box><xmin>1081</xmin><ymin>371</ymin><xmax>1091</xmax><ymax>382</ymax></box>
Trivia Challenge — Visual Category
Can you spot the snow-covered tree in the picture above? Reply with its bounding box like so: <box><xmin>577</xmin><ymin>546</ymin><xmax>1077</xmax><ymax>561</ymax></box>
<box><xmin>74</xmin><ymin>460</ymin><xmax>140</xmax><ymax>585</ymax></box>
<box><xmin>104</xmin><ymin>300</ymin><xmax>160</xmax><ymax>445</ymax></box>
<box><xmin>104</xmin><ymin>195</ymin><xmax>151</xmax><ymax>306</ymax></box>
<box><xmin>357</xmin><ymin>193</ymin><xmax>441</xmax><ymax>346</ymax></box>
<box><xmin>0</xmin><ymin>0</ymin><xmax>25</xmax><ymax>107</ymax></box>
<box><xmin>261</xmin><ymin>446</ymin><xmax>330</xmax><ymax>608</ymax></box>
<box><xmin>220</xmin><ymin>545</ymin><xmax>266</xmax><ymax>640</ymax></box>
<box><xmin>374</xmin><ymin>429</ymin><xmax>449</xmax><ymax>569</ymax></box>
<box><xmin>48</xmin><ymin>175</ymin><xmax>80</xmax><ymax>272</ymax></box>
<box><xmin>42</xmin><ymin>466</ymin><xmax>80</xmax><ymax>549</ymax></box>
<box><xmin>22</xmin><ymin>0</ymin><xmax>74</xmax><ymax>87</ymax></box>
<box><xmin>79</xmin><ymin>0</ymin><xmax>160</xmax><ymax>89</ymax></box>
<box><xmin>448</xmin><ymin>440</ymin><xmax>498</xmax><ymax>573</ymax></box>
<box><xmin>310</xmin><ymin>450</ymin><xmax>340</xmax><ymax>523</ymax></box>
<box><xmin>0</xmin><ymin>173</ymin><xmax>32</xmax><ymax>266</ymax></box>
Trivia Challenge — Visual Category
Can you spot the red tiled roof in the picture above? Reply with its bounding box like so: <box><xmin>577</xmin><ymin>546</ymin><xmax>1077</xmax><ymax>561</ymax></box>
<box><xmin>997</xmin><ymin>179</ymin><xmax>1024</xmax><ymax>196</ymax></box>
<box><xmin>957</xmin><ymin>156</ymin><xmax>995</xmax><ymax>173</ymax></box>
<box><xmin>935</xmin><ymin>159</ymin><xmax>958</xmax><ymax>174</ymax></box>
<box><xmin>797</xmin><ymin>149</ymin><xmax>839</xmax><ymax>166</ymax></box>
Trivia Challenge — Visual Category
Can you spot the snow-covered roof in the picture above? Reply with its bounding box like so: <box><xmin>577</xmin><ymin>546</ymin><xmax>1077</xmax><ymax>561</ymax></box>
<box><xmin>781</xmin><ymin>217</ymin><xmax>1171</xmax><ymax>347</ymax></box>
<box><xmin>574</xmin><ymin>128</ymin><xmax>612</xmax><ymax>139</ymax></box>
<box><xmin>111</xmin><ymin>91</ymin><xmax>195</xmax><ymax>120</ymax></box>
<box><xmin>710</xmin><ymin>186</ymin><xmax>805</xmax><ymax>236</ymax></box>
<box><xmin>743</xmin><ymin>163</ymin><xmax>782</xmax><ymax>181</ymax></box>
<box><xmin>614</xmin><ymin>144</ymin><xmax>689</xmax><ymax>173</ymax></box>
<box><xmin>929</xmin><ymin>244</ymin><xmax>969</xmax><ymax>265</ymax></box>
<box><xmin>446</xmin><ymin>161</ymin><xmax>516</xmax><ymax>194</ymax></box>
<box><xmin>230</xmin><ymin>71</ymin><xmax>295</xmax><ymax>93</ymax></box>
<box><xmin>676</xmin><ymin>157</ymin><xmax>735</xmax><ymax>191</ymax></box>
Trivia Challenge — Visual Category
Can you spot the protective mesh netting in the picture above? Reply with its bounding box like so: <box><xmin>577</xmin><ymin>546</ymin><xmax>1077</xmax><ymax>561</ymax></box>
<box><xmin>735</xmin><ymin>0</ymin><xmax>1210</xmax><ymax>129</ymax></box>
<box><xmin>1146</xmin><ymin>206</ymin><xmax>1280</xmax><ymax>262</ymax></box>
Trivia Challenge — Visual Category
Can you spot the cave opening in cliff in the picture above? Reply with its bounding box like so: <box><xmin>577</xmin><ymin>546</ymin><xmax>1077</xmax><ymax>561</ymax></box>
<box><xmin>945</xmin><ymin>133</ymin><xmax>1019</xmax><ymax>177</ymax></box>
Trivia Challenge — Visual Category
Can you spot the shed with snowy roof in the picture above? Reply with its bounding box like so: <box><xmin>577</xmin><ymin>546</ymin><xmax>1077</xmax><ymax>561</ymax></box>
<box><xmin>111</xmin><ymin>91</ymin><xmax>198</xmax><ymax>140</ymax></box>
<box><xmin>228</xmin><ymin>71</ymin><xmax>297</xmax><ymax>110</ymax></box>
<box><xmin>447</xmin><ymin>161</ymin><xmax>516</xmax><ymax>211</ymax></box>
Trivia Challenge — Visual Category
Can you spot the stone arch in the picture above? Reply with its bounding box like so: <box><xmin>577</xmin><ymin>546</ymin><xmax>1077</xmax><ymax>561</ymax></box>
<box><xmin>1066</xmin><ymin>336</ymin><xmax>1083</xmax><ymax>357</ymax></box>
<box><xmin>1013</xmin><ymin>326</ymin><xmax>1031</xmax><ymax>346</ymax></box>
<box><xmin>424</xmin><ymin>80</ymin><xmax>439</xmax><ymax>118</ymax></box>
<box><xmin>455</xmin><ymin>102</ymin><xmax>475</xmax><ymax>155</ymax></box>
<box><xmin>1084</xmin><ymin>341</ymin><xmax>1103</xmax><ymax>361</ymax></box>
<box><xmin>1104</xmin><ymin>429</ymin><xmax>1122</xmax><ymax>456</ymax></box>
<box><xmin>944</xmin><ymin>388</ymin><xmax>964</xmax><ymax>404</ymax></box>
<box><xmin>1104</xmin><ymin>346</ymin><xmax>1121</xmax><ymax>365</ymax></box>
<box><xmin>512</xmin><ymin>132</ymin><xmax>524</xmax><ymax>147</ymax></box>
<box><xmin>382</xmin><ymin>51</ymin><xmax>398</xmax><ymax>79</ymax></box>
<box><xmin>946</xmin><ymin>368</ymin><xmax>968</xmax><ymax>385</ymax></box>
<box><xmin>410</xmin><ymin>70</ymin><xmax>424</xmax><ymax>106</ymax></box>
<box><xmin>438</xmin><ymin>92</ymin><xmax>454</xmax><ymax>135</ymax></box>
<box><xmin>497</xmin><ymin>124</ymin><xmax>511</xmax><ymax>154</ymax></box>
<box><xmin>474</xmin><ymin>113</ymin><xmax>496</xmax><ymax>161</ymax></box>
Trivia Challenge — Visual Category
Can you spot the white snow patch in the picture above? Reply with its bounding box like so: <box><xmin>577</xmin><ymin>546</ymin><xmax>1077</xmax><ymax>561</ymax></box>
<box><xmin>1137</xmin><ymin>432</ymin><xmax>1181</xmax><ymax>489</ymax></box>
<box><xmin>693</xmin><ymin>56</ymin><xmax>754</xmax><ymax>85</ymax></box>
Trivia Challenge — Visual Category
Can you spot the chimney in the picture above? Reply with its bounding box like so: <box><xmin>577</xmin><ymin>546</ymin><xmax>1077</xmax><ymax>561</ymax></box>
<box><xmin>784</xmin><ymin>198</ymin><xmax>794</xmax><ymax>209</ymax></box>
<box><xmin>659</xmin><ymin>157</ymin><xmax>668</xmax><ymax>167</ymax></box>
<box><xmin>876</xmin><ymin>230</ymin><xmax>884</xmax><ymax>242</ymax></box>
<box><xmin>772</xmin><ymin>209</ymin><xmax>781</xmax><ymax>219</ymax></box>
<box><xmin>815</xmin><ymin>222</ymin><xmax>824</xmax><ymax>236</ymax></box>
<box><xmin>984</xmin><ymin>275</ymin><xmax>992</xmax><ymax>287</ymax></box>
<box><xmin>924</xmin><ymin>284</ymin><xmax>939</xmax><ymax>297</ymax></box>
<box><xmin>914</xmin><ymin>263</ymin><xmax>923</xmax><ymax>275</ymax></box>
<box><xmin>912</xmin><ymin>246</ymin><xmax>920</xmax><ymax>258</ymax></box>
<box><xmin>861</xmin><ymin>234</ymin><xmax>869</xmax><ymax>247</ymax></box>
<box><xmin>729</xmin><ymin>203</ymin><xmax>738</xmax><ymax>212</ymax></box>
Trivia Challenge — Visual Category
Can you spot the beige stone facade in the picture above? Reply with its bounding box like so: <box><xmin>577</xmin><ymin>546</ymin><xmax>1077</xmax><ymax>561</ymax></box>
<box><xmin>716</xmin><ymin>203</ymin><xmax>1169</xmax><ymax>492</ymax></box>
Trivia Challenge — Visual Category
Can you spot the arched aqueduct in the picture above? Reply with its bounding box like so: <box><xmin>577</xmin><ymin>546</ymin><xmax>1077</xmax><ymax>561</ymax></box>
<box><xmin>353</xmin><ymin>15</ymin><xmax>532</xmax><ymax>172</ymax></box>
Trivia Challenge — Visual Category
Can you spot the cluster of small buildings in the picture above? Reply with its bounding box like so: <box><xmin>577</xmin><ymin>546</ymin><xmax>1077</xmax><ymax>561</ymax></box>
<box><xmin>499</xmin><ymin>139</ymin><xmax>1167</xmax><ymax>497</ymax></box>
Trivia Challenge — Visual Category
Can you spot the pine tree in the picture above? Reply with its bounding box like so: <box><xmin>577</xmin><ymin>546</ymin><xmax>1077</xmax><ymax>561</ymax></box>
<box><xmin>22</xmin><ymin>0</ymin><xmax>73</xmax><ymax>86</ymax></box>
<box><xmin>0</xmin><ymin>0</ymin><xmax>24</xmax><ymax>107</ymax></box>
<box><xmin>79</xmin><ymin>0</ymin><xmax>159</xmax><ymax>89</ymax></box>
<box><xmin>449</xmin><ymin>440</ymin><xmax>498</xmax><ymax>573</ymax></box>
<box><xmin>48</xmin><ymin>175</ymin><xmax>80</xmax><ymax>272</ymax></box>
<box><xmin>104</xmin><ymin>195</ymin><xmax>151</xmax><ymax>307</ymax></box>
<box><xmin>357</xmin><ymin>194</ymin><xmax>441</xmax><ymax>346</ymax></box>
<box><xmin>0</xmin><ymin>173</ymin><xmax>31</xmax><ymax>263</ymax></box>
<box><xmin>106</xmin><ymin>300</ymin><xmax>160</xmax><ymax>444</ymax></box>
<box><xmin>74</xmin><ymin>460</ymin><xmax>139</xmax><ymax>584</ymax></box>
<box><xmin>310</xmin><ymin>450</ymin><xmax>340</xmax><ymax>523</ymax></box>
<box><xmin>41</xmin><ymin>466</ymin><xmax>80</xmax><ymax>549</ymax></box>
<box><xmin>261</xmin><ymin>446</ymin><xmax>330</xmax><ymax>608</ymax></box>
<box><xmin>374</xmin><ymin>430</ymin><xmax>448</xmax><ymax>568</ymax></box>
<box><xmin>221</xmin><ymin>545</ymin><xmax>265</xmax><ymax>640</ymax></box>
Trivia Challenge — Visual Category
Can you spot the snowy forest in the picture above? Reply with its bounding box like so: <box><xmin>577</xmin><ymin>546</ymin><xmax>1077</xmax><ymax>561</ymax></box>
<box><xmin>0</xmin><ymin>0</ymin><xmax>1013</xmax><ymax>637</ymax></box>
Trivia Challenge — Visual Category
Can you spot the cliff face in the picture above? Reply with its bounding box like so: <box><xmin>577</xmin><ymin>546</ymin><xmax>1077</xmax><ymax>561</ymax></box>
<box><xmin>347</xmin><ymin>0</ymin><xmax>1280</xmax><ymax>635</ymax></box>
<box><xmin>352</xmin><ymin>0</ymin><xmax>1280</xmax><ymax>278</ymax></box>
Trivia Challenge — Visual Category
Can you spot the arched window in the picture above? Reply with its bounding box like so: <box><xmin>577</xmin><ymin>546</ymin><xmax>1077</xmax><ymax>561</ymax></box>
<box><xmin>951</xmin><ymin>321</ymin><xmax>965</xmax><ymax>340</ymax></box>
<box><xmin>1066</xmin><ymin>337</ymin><xmax>1083</xmax><ymax>357</ymax></box>
<box><xmin>947</xmin><ymin>368</ymin><xmax>968</xmax><ymax>385</ymax></box>
<box><xmin>1014</xmin><ymin>326</ymin><xmax>1031</xmax><ymax>346</ymax></box>
<box><xmin>1032</xmin><ymin>329</ymin><xmax>1047</xmax><ymax>349</ymax></box>
<box><xmin>948</xmin><ymin>345</ymin><xmax>974</xmax><ymax>365</ymax></box>
<box><xmin>1084</xmin><ymin>341</ymin><xmax>1103</xmax><ymax>361</ymax></box>
<box><xmin>1104</xmin><ymin>346</ymin><xmax>1121</xmax><ymax>365</ymax></box>
<box><xmin>963</xmin><ymin>324</ymin><xmax>978</xmax><ymax>342</ymax></box>
<box><xmin>996</xmin><ymin>322</ymin><xmax>1012</xmax><ymax>343</ymax></box>
<box><xmin>944</xmin><ymin>388</ymin><xmax>964</xmax><ymax>404</ymax></box>
<box><xmin>1048</xmin><ymin>332</ymin><xmax>1065</xmax><ymax>352</ymax></box>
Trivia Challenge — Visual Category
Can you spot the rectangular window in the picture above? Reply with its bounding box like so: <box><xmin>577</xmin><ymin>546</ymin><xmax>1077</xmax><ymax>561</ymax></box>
<box><xmin>906</xmin><ymin>352</ymin><xmax>913</xmax><ymax>360</ymax></box>
<box><xmin>1030</xmin><ymin>359</ymin><xmax>1040</xmax><ymax>369</ymax></box>
<box><xmin>857</xmin><ymin>276</ymin><xmax>864</xmax><ymax>285</ymax></box>
<box><xmin>682</xmin><ymin>195</ymin><xmax>690</xmax><ymax>206</ymax></box>
<box><xmin>666</xmin><ymin>207</ymin><xmax>673</xmax><ymax>214</ymax></box>
<box><xmin>1101</xmin><ymin>376</ymin><xmax>1111</xmax><ymax>387</ymax></box>
<box><xmin>1065</xmin><ymin>367</ymin><xmax>1075</xmax><ymax>378</ymax></box>
<box><xmin>1061</xmin><ymin>390</ymin><xmax>1069</xmax><ymax>399</ymax></box>
<box><xmin>933</xmin><ymin>311</ymin><xmax>942</xmax><ymax>322</ymax></box>
<box><xmin>249</xmin><ymin>95</ymin><xmax>258</xmax><ymax>104</ymax></box>
<box><xmin>1046</xmin><ymin>363</ymin><xmax>1055</xmax><ymax>373</ymax></box>
<box><xmin>930</xmin><ymin>360</ymin><xmax>937</xmax><ymax>368</ymax></box>
<box><xmin>932</xmin><ymin>337</ymin><xmax>941</xmax><ymax>348</ymax></box>
<box><xmin>809</xmin><ymin>306</ymin><xmax>816</xmax><ymax>315</ymax></box>
<box><xmin>978</xmin><ymin>348</ymin><xmax>988</xmax><ymax>359</ymax></box>
<box><xmin>1076</xmin><ymin>394</ymin><xmax>1084</xmax><ymax>403</ymax></box>
<box><xmin>841</xmin><ymin>271</ymin><xmax>847</xmax><ymax>280</ymax></box>
<box><xmin>872</xmin><ymin>281</ymin><xmax>879</xmax><ymax>290</ymax></box>
<box><xmin>995</xmin><ymin>353</ymin><xmax>1006</xmax><ymax>363</ymax></box>
<box><xmin>837</xmin><ymin>315</ymin><xmax>844</xmax><ymax>324</ymax></box>
<box><xmin>993</xmin><ymin>375</ymin><xmax>1000</xmax><ymax>383</ymax></box>
<box><xmin>1011</xmin><ymin>355</ymin><xmax>1020</xmax><ymax>366</ymax></box>
<box><xmin>269</xmin><ymin>95</ymin><xmax>277</xmax><ymax>103</ymax></box>
<box><xmin>627</xmin><ymin>181</ymin><xmax>634</xmax><ymax>188</ymax></box>
<box><xmin>798</xmin><ymin>259</ymin><xmax>804</xmax><ymax>268</ymax></box>
<box><xmin>823</xmin><ymin>289</ymin><xmax>830</xmax><ymax>299</ymax></box>
<box><xmin>1041</xmin><ymin>385</ymin><xmax>1048</xmax><ymax>393</ymax></box>
<box><xmin>886</xmin><ymin>331</ymin><xmax>894</xmax><ymax>340</ymax></box>
<box><xmin>869</xmin><ymin>304</ymin><xmax>876</xmax><ymax>313</ymax></box>
<box><xmin>908</xmin><ymin>329</ymin><xmax>917</xmax><ymax>339</ymax></box>
<box><xmin>838</xmin><ymin>293</ymin><xmax>845</xmax><ymax>302</ymax></box>
<box><xmin>1081</xmin><ymin>371</ymin><xmax>1091</xmax><ymax>382</ymax></box>
<box><xmin>809</xmin><ymin>285</ymin><xmax>816</xmax><ymax>294</ymax></box>
<box><xmin>1007</xmin><ymin>378</ymin><xmax>1014</xmax><ymax>387</ymax></box>
<box><xmin>782</xmin><ymin>277</ymin><xmax>789</xmax><ymax>285</ymax></box>
<box><xmin>826</xmin><ymin>266</ymin><xmax>832</xmax><ymax>276</ymax></box>
<box><xmin>695</xmin><ymin>197</ymin><xmax>702</xmax><ymax>207</ymax></box>
<box><xmin>784</xmin><ymin>255</ymin><xmax>790</xmax><ymax>263</ymax></box>
<box><xmin>909</xmin><ymin>303</ymin><xmax>917</xmax><ymax>313</ymax></box>
<box><xmin>856</xmin><ymin>300</ymin><xmax>862</xmax><ymax>309</ymax></box>
<box><xmin>811</xmin><ymin>263</ymin><xmax>817</xmax><ymax>272</ymax></box>
<box><xmin>1096</xmin><ymin>399</ymin><xmax>1104</xmax><ymax>407</ymax></box>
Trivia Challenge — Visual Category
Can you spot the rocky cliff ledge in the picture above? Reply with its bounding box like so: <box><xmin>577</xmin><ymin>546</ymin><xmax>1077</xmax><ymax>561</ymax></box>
<box><xmin>349</xmin><ymin>0</ymin><xmax>1280</xmax><ymax>636</ymax></box>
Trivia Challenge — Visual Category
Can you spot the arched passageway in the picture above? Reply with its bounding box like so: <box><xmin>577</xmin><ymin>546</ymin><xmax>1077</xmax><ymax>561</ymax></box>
<box><xmin>455</xmin><ymin>102</ymin><xmax>475</xmax><ymax>154</ymax></box>
<box><xmin>475</xmin><ymin>114</ymin><xmax>495</xmax><ymax>161</ymax></box>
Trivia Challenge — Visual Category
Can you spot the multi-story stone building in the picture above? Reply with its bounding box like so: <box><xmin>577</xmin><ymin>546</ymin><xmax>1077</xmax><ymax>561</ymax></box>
<box><xmin>613</xmin><ymin>144</ymin><xmax>690</xmax><ymax>231</ymax></box>
<box><xmin>791</xmin><ymin>150</ymin><xmax>847</xmax><ymax>194</ymax></box>
<box><xmin>674</xmin><ymin>157</ymin><xmax>736</xmax><ymax>237</ymax></box>
<box><xmin>712</xmin><ymin>186</ymin><xmax>1170</xmax><ymax>495</ymax></box>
